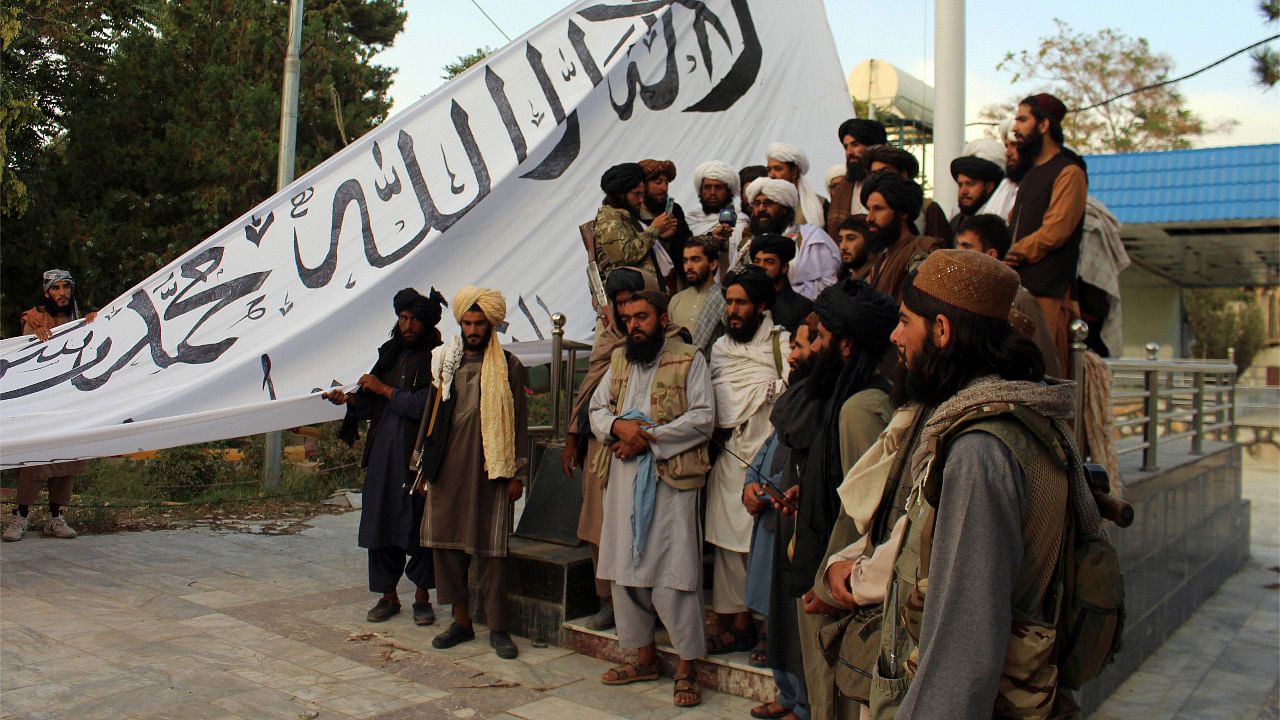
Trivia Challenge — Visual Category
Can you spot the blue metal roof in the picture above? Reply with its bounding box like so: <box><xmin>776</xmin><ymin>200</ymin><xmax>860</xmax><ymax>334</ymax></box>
<box><xmin>1083</xmin><ymin>144</ymin><xmax>1279</xmax><ymax>225</ymax></box>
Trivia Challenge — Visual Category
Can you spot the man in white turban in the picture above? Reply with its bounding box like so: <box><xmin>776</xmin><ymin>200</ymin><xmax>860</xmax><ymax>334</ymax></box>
<box><xmin>742</xmin><ymin>177</ymin><xmax>841</xmax><ymax>300</ymax></box>
<box><xmin>765</xmin><ymin>142</ymin><xmax>828</xmax><ymax>228</ymax></box>
<box><xmin>422</xmin><ymin>286</ymin><xmax>529</xmax><ymax>660</ymax></box>
<box><xmin>685</xmin><ymin>161</ymin><xmax>748</xmax><ymax>277</ymax></box>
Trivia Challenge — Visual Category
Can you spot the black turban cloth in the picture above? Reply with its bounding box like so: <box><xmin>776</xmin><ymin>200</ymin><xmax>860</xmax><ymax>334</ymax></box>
<box><xmin>393</xmin><ymin>287</ymin><xmax>448</xmax><ymax>327</ymax></box>
<box><xmin>722</xmin><ymin>264</ymin><xmax>776</xmax><ymax>309</ymax></box>
<box><xmin>837</xmin><ymin>118</ymin><xmax>887</xmax><ymax>147</ymax></box>
<box><xmin>860</xmin><ymin>171</ymin><xmax>924</xmax><ymax>221</ymax></box>
<box><xmin>950</xmin><ymin>156</ymin><xmax>1004</xmax><ymax>183</ymax></box>
<box><xmin>750</xmin><ymin>232</ymin><xmax>796</xmax><ymax>264</ymax></box>
<box><xmin>604</xmin><ymin>267</ymin><xmax>645</xmax><ymax>301</ymax></box>
<box><xmin>813</xmin><ymin>278</ymin><xmax>898</xmax><ymax>356</ymax></box>
<box><xmin>601</xmin><ymin>162</ymin><xmax>645</xmax><ymax>194</ymax></box>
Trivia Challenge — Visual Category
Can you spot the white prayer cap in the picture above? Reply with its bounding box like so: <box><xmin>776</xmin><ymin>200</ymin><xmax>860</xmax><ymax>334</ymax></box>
<box><xmin>693</xmin><ymin>161</ymin><xmax>739</xmax><ymax>198</ymax></box>
<box><xmin>765</xmin><ymin>142</ymin><xmax>809</xmax><ymax>174</ymax></box>
<box><xmin>823</xmin><ymin>163</ymin><xmax>846</xmax><ymax>191</ymax></box>
<box><xmin>745</xmin><ymin>177</ymin><xmax>799</xmax><ymax>209</ymax></box>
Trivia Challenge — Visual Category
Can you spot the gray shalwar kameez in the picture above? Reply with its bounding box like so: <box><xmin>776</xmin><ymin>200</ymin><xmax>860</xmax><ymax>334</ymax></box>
<box><xmin>589</xmin><ymin>343</ymin><xmax>715</xmax><ymax>660</ymax></box>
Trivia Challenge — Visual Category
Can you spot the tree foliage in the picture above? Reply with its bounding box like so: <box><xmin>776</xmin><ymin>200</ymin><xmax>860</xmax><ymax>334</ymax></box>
<box><xmin>978</xmin><ymin>19</ymin><xmax>1235</xmax><ymax>154</ymax></box>
<box><xmin>442</xmin><ymin>46</ymin><xmax>491</xmax><ymax>80</ymax></box>
<box><xmin>1</xmin><ymin>0</ymin><xmax>405</xmax><ymax>336</ymax></box>
<box><xmin>1253</xmin><ymin>0</ymin><xmax>1280</xmax><ymax>88</ymax></box>
<box><xmin>1184</xmin><ymin>288</ymin><xmax>1266</xmax><ymax>374</ymax></box>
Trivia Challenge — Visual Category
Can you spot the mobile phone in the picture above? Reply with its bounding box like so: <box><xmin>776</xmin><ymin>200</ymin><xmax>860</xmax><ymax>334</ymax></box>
<box><xmin>664</xmin><ymin>197</ymin><xmax>673</xmax><ymax>214</ymax></box>
<box><xmin>759</xmin><ymin>482</ymin><xmax>797</xmax><ymax>512</ymax></box>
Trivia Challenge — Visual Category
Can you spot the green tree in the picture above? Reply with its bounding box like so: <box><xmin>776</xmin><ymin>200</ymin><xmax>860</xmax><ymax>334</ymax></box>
<box><xmin>1184</xmin><ymin>288</ymin><xmax>1266</xmax><ymax>374</ymax></box>
<box><xmin>442</xmin><ymin>46</ymin><xmax>491</xmax><ymax>80</ymax></box>
<box><xmin>1253</xmin><ymin>0</ymin><xmax>1280</xmax><ymax>88</ymax></box>
<box><xmin>1</xmin><ymin>0</ymin><xmax>405</xmax><ymax>335</ymax></box>
<box><xmin>978</xmin><ymin>19</ymin><xmax>1235</xmax><ymax>154</ymax></box>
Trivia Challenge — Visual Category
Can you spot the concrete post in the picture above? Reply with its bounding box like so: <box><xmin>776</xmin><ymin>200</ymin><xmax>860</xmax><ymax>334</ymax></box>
<box><xmin>932</xmin><ymin>0</ymin><xmax>965</xmax><ymax>212</ymax></box>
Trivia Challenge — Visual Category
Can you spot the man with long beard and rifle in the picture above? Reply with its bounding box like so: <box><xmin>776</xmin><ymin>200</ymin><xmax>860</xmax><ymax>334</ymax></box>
<box><xmin>324</xmin><ymin>288</ymin><xmax>448</xmax><ymax>627</ymax></box>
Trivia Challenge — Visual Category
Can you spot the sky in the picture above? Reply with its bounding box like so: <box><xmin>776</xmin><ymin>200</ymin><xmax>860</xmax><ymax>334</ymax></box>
<box><xmin>374</xmin><ymin>0</ymin><xmax>1280</xmax><ymax>148</ymax></box>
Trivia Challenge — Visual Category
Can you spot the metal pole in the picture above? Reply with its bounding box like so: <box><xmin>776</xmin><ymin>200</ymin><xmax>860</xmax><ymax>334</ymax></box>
<box><xmin>549</xmin><ymin>313</ymin><xmax>566</xmax><ymax>439</ymax></box>
<box><xmin>1069</xmin><ymin>319</ymin><xmax>1088</xmax><ymax>454</ymax></box>
<box><xmin>264</xmin><ymin>0</ymin><xmax>305</xmax><ymax>489</ymax></box>
<box><xmin>932</xmin><ymin>0</ymin><xmax>965</xmax><ymax>212</ymax></box>
<box><xmin>1191</xmin><ymin>371</ymin><xmax>1205</xmax><ymax>454</ymax></box>
<box><xmin>1143</xmin><ymin>342</ymin><xmax>1160</xmax><ymax>472</ymax></box>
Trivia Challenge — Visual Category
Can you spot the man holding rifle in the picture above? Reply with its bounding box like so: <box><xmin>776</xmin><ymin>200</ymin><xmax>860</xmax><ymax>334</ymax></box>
<box><xmin>324</xmin><ymin>287</ymin><xmax>448</xmax><ymax>626</ymax></box>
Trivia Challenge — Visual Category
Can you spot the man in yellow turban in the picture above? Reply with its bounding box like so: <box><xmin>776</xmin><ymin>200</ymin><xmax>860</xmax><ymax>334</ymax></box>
<box><xmin>420</xmin><ymin>286</ymin><xmax>528</xmax><ymax>659</ymax></box>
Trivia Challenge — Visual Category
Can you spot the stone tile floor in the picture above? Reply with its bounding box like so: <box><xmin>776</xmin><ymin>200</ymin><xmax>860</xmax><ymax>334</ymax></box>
<box><xmin>1</xmin><ymin>451</ymin><xmax>1276</xmax><ymax>719</ymax></box>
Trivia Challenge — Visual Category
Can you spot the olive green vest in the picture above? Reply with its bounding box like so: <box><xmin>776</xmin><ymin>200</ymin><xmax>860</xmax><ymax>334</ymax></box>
<box><xmin>870</xmin><ymin>403</ymin><xmax>1072</xmax><ymax>720</ymax></box>
<box><xmin>592</xmin><ymin>340</ymin><xmax>711</xmax><ymax>490</ymax></box>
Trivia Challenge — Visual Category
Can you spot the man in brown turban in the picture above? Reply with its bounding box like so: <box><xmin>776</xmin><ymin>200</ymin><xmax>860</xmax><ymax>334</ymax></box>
<box><xmin>421</xmin><ymin>286</ymin><xmax>529</xmax><ymax>659</ymax></box>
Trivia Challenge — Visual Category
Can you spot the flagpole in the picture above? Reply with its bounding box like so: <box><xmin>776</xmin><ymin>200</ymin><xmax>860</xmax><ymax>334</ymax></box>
<box><xmin>933</xmin><ymin>0</ymin><xmax>964</xmax><ymax>211</ymax></box>
<box><xmin>264</xmin><ymin>0</ymin><xmax>304</xmax><ymax>489</ymax></box>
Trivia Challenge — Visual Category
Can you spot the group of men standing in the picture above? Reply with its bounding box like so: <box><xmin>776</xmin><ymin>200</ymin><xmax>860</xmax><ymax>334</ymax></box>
<box><xmin>10</xmin><ymin>90</ymin><xmax>1100</xmax><ymax>718</ymax></box>
<box><xmin>557</xmin><ymin>92</ymin><xmax>1096</xmax><ymax>716</ymax></box>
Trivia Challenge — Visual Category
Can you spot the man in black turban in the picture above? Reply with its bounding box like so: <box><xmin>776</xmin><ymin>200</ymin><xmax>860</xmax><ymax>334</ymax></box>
<box><xmin>761</xmin><ymin>277</ymin><xmax>897</xmax><ymax>720</ymax></box>
<box><xmin>859</xmin><ymin>171</ymin><xmax>945</xmax><ymax>301</ymax></box>
<box><xmin>594</xmin><ymin>163</ymin><xmax>677</xmax><ymax>283</ymax></box>
<box><xmin>749</xmin><ymin>233</ymin><xmax>810</xmax><ymax>335</ymax></box>
<box><xmin>826</xmin><ymin>118</ymin><xmax>888</xmax><ymax>237</ymax></box>
<box><xmin>324</xmin><ymin>287</ymin><xmax>447</xmax><ymax>626</ymax></box>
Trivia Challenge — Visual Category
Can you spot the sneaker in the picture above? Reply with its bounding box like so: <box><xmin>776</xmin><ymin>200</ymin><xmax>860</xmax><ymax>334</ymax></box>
<box><xmin>412</xmin><ymin>601</ymin><xmax>436</xmax><ymax>626</ymax></box>
<box><xmin>490</xmin><ymin>631</ymin><xmax>518</xmax><ymax>659</ymax></box>
<box><xmin>583</xmin><ymin>602</ymin><xmax>615</xmax><ymax>630</ymax></box>
<box><xmin>366</xmin><ymin>598</ymin><xmax>401</xmax><ymax>622</ymax></box>
<box><xmin>2</xmin><ymin>514</ymin><xmax>27</xmax><ymax>542</ymax></box>
<box><xmin>43</xmin><ymin>515</ymin><xmax>77</xmax><ymax>539</ymax></box>
<box><xmin>431</xmin><ymin>622</ymin><xmax>476</xmax><ymax>649</ymax></box>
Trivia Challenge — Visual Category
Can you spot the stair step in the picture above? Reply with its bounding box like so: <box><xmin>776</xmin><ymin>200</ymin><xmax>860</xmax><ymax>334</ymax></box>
<box><xmin>563</xmin><ymin>618</ymin><xmax>774</xmax><ymax>702</ymax></box>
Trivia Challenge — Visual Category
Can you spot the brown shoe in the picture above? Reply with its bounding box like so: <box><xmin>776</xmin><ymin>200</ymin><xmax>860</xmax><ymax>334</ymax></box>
<box><xmin>366</xmin><ymin>598</ymin><xmax>400</xmax><ymax>622</ymax></box>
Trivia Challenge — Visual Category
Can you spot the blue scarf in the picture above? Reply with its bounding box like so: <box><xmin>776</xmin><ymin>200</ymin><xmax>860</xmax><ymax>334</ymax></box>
<box><xmin>618</xmin><ymin>408</ymin><xmax>658</xmax><ymax>567</ymax></box>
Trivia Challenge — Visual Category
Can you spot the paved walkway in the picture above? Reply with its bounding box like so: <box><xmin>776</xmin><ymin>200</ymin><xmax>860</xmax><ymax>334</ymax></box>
<box><xmin>2</xmin><ymin>453</ymin><xmax>1276</xmax><ymax>719</ymax></box>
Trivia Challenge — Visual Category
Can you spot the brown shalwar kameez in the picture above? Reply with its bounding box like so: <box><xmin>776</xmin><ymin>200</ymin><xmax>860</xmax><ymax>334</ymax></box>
<box><xmin>422</xmin><ymin>351</ymin><xmax>528</xmax><ymax>632</ymax></box>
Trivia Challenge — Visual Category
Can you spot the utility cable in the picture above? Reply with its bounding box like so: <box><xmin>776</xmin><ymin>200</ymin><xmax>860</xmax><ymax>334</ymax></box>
<box><xmin>469</xmin><ymin>0</ymin><xmax>512</xmax><ymax>43</ymax></box>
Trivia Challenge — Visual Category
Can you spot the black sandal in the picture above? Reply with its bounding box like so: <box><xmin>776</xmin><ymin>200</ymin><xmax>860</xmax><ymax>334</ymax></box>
<box><xmin>706</xmin><ymin>623</ymin><xmax>756</xmax><ymax>655</ymax></box>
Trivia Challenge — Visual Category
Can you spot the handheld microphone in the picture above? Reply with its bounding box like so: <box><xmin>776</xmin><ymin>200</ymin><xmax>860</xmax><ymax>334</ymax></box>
<box><xmin>718</xmin><ymin>207</ymin><xmax>737</xmax><ymax>226</ymax></box>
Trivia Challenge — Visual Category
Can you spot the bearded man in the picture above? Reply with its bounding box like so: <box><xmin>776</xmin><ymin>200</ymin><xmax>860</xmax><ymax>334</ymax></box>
<box><xmin>667</xmin><ymin>234</ymin><xmax>725</xmax><ymax>354</ymax></box>
<box><xmin>861</xmin><ymin>171</ymin><xmax>946</xmax><ymax>302</ymax></box>
<box><xmin>749</xmin><ymin>232</ymin><xmax>813</xmax><ymax>336</ymax></box>
<box><xmin>764</xmin><ymin>279</ymin><xmax>898</xmax><ymax>720</ymax></box>
<box><xmin>685</xmin><ymin>160</ymin><xmax>747</xmax><ymax>274</ymax></box>
<box><xmin>826</xmin><ymin>119</ymin><xmax>887</xmax><ymax>237</ymax></box>
<box><xmin>836</xmin><ymin>215</ymin><xmax>878</xmax><ymax>282</ymax></box>
<box><xmin>564</xmin><ymin>269</ymin><xmax>671</xmax><ymax>631</ymax></box>
<box><xmin>764</xmin><ymin>142</ymin><xmax>828</xmax><ymax>229</ymax></box>
<box><xmin>4</xmin><ymin>269</ymin><xmax>100</xmax><ymax>542</ymax></box>
<box><xmin>865</xmin><ymin>250</ymin><xmax>1086</xmax><ymax>720</ymax></box>
<box><xmin>948</xmin><ymin>137</ymin><xmax>1010</xmax><ymax>234</ymax></box>
<box><xmin>422</xmin><ymin>287</ymin><xmax>529</xmax><ymax>659</ymax></box>
<box><xmin>744</xmin><ymin>177</ymin><xmax>841</xmax><ymax>300</ymax></box>
<box><xmin>638</xmin><ymin>158</ymin><xmax>693</xmax><ymax>286</ymax></box>
<box><xmin>593</xmin><ymin>162</ymin><xmax>677</xmax><ymax>282</ymax></box>
<box><xmin>705</xmin><ymin>266</ymin><xmax>788</xmax><ymax>656</ymax></box>
<box><xmin>1006</xmin><ymin>93</ymin><xmax>1088</xmax><ymax>374</ymax></box>
<box><xmin>861</xmin><ymin>145</ymin><xmax>953</xmax><ymax>244</ymax></box>
<box><xmin>590</xmin><ymin>290</ymin><xmax>714</xmax><ymax>708</ymax></box>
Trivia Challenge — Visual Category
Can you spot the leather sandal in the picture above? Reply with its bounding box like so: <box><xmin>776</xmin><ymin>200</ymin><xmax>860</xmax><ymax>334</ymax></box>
<box><xmin>601</xmin><ymin>659</ymin><xmax>660</xmax><ymax>685</ymax></box>
<box><xmin>673</xmin><ymin>672</ymin><xmax>701</xmax><ymax>707</ymax></box>
<box><xmin>706</xmin><ymin>623</ymin><xmax>756</xmax><ymax>655</ymax></box>
<box><xmin>751</xmin><ymin>701</ymin><xmax>791</xmax><ymax>719</ymax></box>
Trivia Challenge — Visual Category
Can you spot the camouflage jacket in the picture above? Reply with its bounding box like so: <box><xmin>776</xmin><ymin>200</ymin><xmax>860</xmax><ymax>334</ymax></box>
<box><xmin>593</xmin><ymin>205</ymin><xmax>661</xmax><ymax>280</ymax></box>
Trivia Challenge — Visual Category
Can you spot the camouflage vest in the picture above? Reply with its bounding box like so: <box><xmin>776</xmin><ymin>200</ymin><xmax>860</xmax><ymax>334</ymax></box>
<box><xmin>592</xmin><ymin>340</ymin><xmax>711</xmax><ymax>490</ymax></box>
<box><xmin>870</xmin><ymin>403</ymin><xmax>1074</xmax><ymax>720</ymax></box>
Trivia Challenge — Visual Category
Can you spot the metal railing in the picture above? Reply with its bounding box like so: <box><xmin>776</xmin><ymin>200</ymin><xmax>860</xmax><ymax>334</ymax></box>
<box><xmin>1090</xmin><ymin>331</ymin><xmax>1237</xmax><ymax>473</ymax></box>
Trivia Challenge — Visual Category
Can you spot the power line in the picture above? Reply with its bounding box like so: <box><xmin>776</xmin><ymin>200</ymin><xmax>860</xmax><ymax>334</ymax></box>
<box><xmin>469</xmin><ymin>0</ymin><xmax>512</xmax><ymax>43</ymax></box>
<box><xmin>1072</xmin><ymin>34</ymin><xmax>1280</xmax><ymax>114</ymax></box>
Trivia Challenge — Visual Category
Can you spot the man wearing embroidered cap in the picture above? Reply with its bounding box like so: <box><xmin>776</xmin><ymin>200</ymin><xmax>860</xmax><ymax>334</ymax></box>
<box><xmin>638</xmin><ymin>159</ymin><xmax>693</xmax><ymax>286</ymax></box>
<box><xmin>948</xmin><ymin>137</ymin><xmax>1012</xmax><ymax>234</ymax></box>
<box><xmin>1007</xmin><ymin>92</ymin><xmax>1088</xmax><ymax>374</ymax></box>
<box><xmin>4</xmin><ymin>269</ymin><xmax>100</xmax><ymax>542</ymax></box>
<box><xmin>868</xmin><ymin>249</ymin><xmax>1086</xmax><ymax>718</ymax></box>
<box><xmin>324</xmin><ymin>288</ymin><xmax>447</xmax><ymax>625</ymax></box>
<box><xmin>420</xmin><ymin>287</ymin><xmax>529</xmax><ymax>659</ymax></box>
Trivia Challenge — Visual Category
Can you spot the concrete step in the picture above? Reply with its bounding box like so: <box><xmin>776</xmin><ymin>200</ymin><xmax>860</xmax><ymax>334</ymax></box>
<box><xmin>562</xmin><ymin>617</ymin><xmax>774</xmax><ymax>702</ymax></box>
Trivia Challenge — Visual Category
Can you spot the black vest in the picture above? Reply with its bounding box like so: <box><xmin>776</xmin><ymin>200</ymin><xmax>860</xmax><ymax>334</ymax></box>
<box><xmin>1009</xmin><ymin>152</ymin><xmax>1084</xmax><ymax>298</ymax></box>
